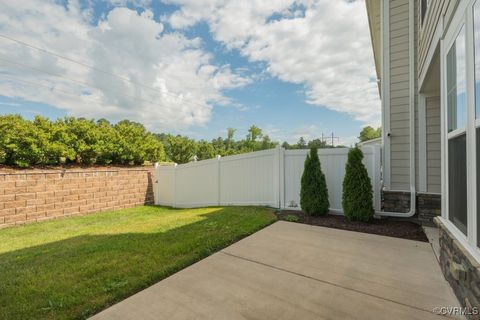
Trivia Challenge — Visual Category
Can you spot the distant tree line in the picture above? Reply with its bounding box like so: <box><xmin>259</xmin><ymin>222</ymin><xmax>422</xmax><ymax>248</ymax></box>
<box><xmin>0</xmin><ymin>114</ymin><xmax>378</xmax><ymax>167</ymax></box>
<box><xmin>281</xmin><ymin>136</ymin><xmax>345</xmax><ymax>150</ymax></box>
<box><xmin>157</xmin><ymin>125</ymin><xmax>278</xmax><ymax>164</ymax></box>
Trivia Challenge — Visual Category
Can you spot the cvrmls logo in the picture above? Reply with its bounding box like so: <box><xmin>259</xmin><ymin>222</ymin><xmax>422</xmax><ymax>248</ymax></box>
<box><xmin>433</xmin><ymin>306</ymin><xmax>479</xmax><ymax>316</ymax></box>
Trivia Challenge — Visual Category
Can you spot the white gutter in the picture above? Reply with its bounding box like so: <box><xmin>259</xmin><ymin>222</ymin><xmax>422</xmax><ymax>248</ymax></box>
<box><xmin>376</xmin><ymin>0</ymin><xmax>416</xmax><ymax>218</ymax></box>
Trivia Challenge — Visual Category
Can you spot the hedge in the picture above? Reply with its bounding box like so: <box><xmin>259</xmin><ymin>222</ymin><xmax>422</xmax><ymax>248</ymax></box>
<box><xmin>0</xmin><ymin>115</ymin><xmax>165</xmax><ymax>167</ymax></box>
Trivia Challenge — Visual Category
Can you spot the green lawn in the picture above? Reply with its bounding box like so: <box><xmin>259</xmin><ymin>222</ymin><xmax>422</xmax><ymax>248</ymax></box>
<box><xmin>0</xmin><ymin>206</ymin><xmax>276</xmax><ymax>320</ymax></box>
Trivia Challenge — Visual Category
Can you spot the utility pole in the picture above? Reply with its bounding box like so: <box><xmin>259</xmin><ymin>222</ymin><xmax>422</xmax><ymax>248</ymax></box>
<box><xmin>330</xmin><ymin>132</ymin><xmax>340</xmax><ymax>147</ymax></box>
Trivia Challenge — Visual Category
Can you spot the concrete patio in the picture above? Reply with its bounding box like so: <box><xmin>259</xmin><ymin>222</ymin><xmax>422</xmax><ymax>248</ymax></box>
<box><xmin>91</xmin><ymin>221</ymin><xmax>461</xmax><ymax>320</ymax></box>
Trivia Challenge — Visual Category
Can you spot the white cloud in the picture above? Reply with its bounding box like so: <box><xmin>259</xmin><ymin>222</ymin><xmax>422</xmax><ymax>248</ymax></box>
<box><xmin>338</xmin><ymin>135</ymin><xmax>359</xmax><ymax>147</ymax></box>
<box><xmin>165</xmin><ymin>0</ymin><xmax>380</xmax><ymax>124</ymax></box>
<box><xmin>0</xmin><ymin>0</ymin><xmax>250</xmax><ymax>130</ymax></box>
<box><xmin>291</xmin><ymin>124</ymin><xmax>323</xmax><ymax>142</ymax></box>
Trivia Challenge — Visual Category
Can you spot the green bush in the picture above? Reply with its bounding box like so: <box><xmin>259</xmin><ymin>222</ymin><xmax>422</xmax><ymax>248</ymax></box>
<box><xmin>285</xmin><ymin>214</ymin><xmax>299</xmax><ymax>222</ymax></box>
<box><xmin>342</xmin><ymin>147</ymin><xmax>374</xmax><ymax>222</ymax></box>
<box><xmin>164</xmin><ymin>135</ymin><xmax>197</xmax><ymax>164</ymax></box>
<box><xmin>300</xmin><ymin>147</ymin><xmax>329</xmax><ymax>216</ymax></box>
<box><xmin>0</xmin><ymin>114</ymin><xmax>166</xmax><ymax>167</ymax></box>
<box><xmin>0</xmin><ymin>115</ymin><xmax>48</xmax><ymax>167</ymax></box>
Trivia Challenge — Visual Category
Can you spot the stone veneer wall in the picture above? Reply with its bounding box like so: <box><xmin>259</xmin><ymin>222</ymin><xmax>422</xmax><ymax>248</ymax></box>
<box><xmin>381</xmin><ymin>190</ymin><xmax>441</xmax><ymax>222</ymax></box>
<box><xmin>417</xmin><ymin>193</ymin><xmax>442</xmax><ymax>223</ymax></box>
<box><xmin>382</xmin><ymin>190</ymin><xmax>411</xmax><ymax>213</ymax></box>
<box><xmin>435</xmin><ymin>217</ymin><xmax>480</xmax><ymax>319</ymax></box>
<box><xmin>0</xmin><ymin>166</ymin><xmax>154</xmax><ymax>228</ymax></box>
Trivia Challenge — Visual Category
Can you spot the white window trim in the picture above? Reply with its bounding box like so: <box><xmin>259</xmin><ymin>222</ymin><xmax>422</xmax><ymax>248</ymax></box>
<box><xmin>447</xmin><ymin>128</ymin><xmax>467</xmax><ymax>139</ymax></box>
<box><xmin>438</xmin><ymin>217</ymin><xmax>480</xmax><ymax>261</ymax></box>
<box><xmin>466</xmin><ymin>3</ymin><xmax>477</xmax><ymax>248</ymax></box>
<box><xmin>443</xmin><ymin>12</ymin><xmax>467</xmax><ymax>239</ymax></box>
<box><xmin>441</xmin><ymin>0</ymin><xmax>479</xmax><ymax>256</ymax></box>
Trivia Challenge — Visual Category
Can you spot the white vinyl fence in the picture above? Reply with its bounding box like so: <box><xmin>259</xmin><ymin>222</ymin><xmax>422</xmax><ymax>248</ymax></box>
<box><xmin>155</xmin><ymin>145</ymin><xmax>381</xmax><ymax>214</ymax></box>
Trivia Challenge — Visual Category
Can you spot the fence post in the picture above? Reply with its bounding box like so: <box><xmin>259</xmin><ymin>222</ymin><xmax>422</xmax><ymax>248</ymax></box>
<box><xmin>278</xmin><ymin>147</ymin><xmax>285</xmax><ymax>209</ymax></box>
<box><xmin>173</xmin><ymin>163</ymin><xmax>177</xmax><ymax>208</ymax></box>
<box><xmin>216</xmin><ymin>155</ymin><xmax>221</xmax><ymax>206</ymax></box>
<box><xmin>154</xmin><ymin>163</ymin><xmax>159</xmax><ymax>205</ymax></box>
<box><xmin>272</xmin><ymin>145</ymin><xmax>284</xmax><ymax>209</ymax></box>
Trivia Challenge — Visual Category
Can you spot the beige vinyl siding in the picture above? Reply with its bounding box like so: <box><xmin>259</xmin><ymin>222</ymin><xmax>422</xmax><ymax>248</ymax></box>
<box><xmin>389</xmin><ymin>0</ymin><xmax>414</xmax><ymax>191</ymax></box>
<box><xmin>426</xmin><ymin>96</ymin><xmax>441</xmax><ymax>193</ymax></box>
<box><xmin>418</xmin><ymin>0</ymin><xmax>458</xmax><ymax>78</ymax></box>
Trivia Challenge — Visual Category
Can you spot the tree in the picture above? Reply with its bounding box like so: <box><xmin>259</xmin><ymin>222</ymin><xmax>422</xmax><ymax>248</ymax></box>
<box><xmin>261</xmin><ymin>135</ymin><xmax>278</xmax><ymax>150</ymax></box>
<box><xmin>308</xmin><ymin>138</ymin><xmax>327</xmax><ymax>149</ymax></box>
<box><xmin>281</xmin><ymin>141</ymin><xmax>291</xmax><ymax>149</ymax></box>
<box><xmin>246</xmin><ymin>125</ymin><xmax>263</xmax><ymax>143</ymax></box>
<box><xmin>226</xmin><ymin>127</ymin><xmax>236</xmax><ymax>151</ymax></box>
<box><xmin>211</xmin><ymin>137</ymin><xmax>226</xmax><ymax>155</ymax></box>
<box><xmin>227</xmin><ymin>127</ymin><xmax>236</xmax><ymax>141</ymax></box>
<box><xmin>0</xmin><ymin>115</ymin><xmax>49</xmax><ymax>167</ymax></box>
<box><xmin>300</xmin><ymin>147</ymin><xmax>329</xmax><ymax>216</ymax></box>
<box><xmin>164</xmin><ymin>135</ymin><xmax>197</xmax><ymax>164</ymax></box>
<box><xmin>33</xmin><ymin>116</ymin><xmax>75</xmax><ymax>164</ymax></box>
<box><xmin>359</xmin><ymin>126</ymin><xmax>381</xmax><ymax>142</ymax></box>
<box><xmin>115</xmin><ymin>120</ymin><xmax>165</xmax><ymax>165</ymax></box>
<box><xmin>0</xmin><ymin>114</ymin><xmax>165</xmax><ymax>167</ymax></box>
<box><xmin>296</xmin><ymin>137</ymin><xmax>307</xmax><ymax>149</ymax></box>
<box><xmin>342</xmin><ymin>147</ymin><xmax>374</xmax><ymax>222</ymax></box>
<box><xmin>196</xmin><ymin>140</ymin><xmax>216</xmax><ymax>160</ymax></box>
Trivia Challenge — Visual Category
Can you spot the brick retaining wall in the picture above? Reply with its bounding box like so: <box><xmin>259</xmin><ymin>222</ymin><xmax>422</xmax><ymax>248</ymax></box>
<box><xmin>0</xmin><ymin>166</ymin><xmax>155</xmax><ymax>228</ymax></box>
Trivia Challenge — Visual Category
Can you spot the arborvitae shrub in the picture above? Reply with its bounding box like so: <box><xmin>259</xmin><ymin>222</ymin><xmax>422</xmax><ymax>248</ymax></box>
<box><xmin>300</xmin><ymin>147</ymin><xmax>329</xmax><ymax>216</ymax></box>
<box><xmin>342</xmin><ymin>147</ymin><xmax>374</xmax><ymax>222</ymax></box>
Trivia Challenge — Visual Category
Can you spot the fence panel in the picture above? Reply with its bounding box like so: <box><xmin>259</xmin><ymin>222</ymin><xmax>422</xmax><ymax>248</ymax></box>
<box><xmin>219</xmin><ymin>149</ymin><xmax>278</xmax><ymax>207</ymax></box>
<box><xmin>155</xmin><ymin>146</ymin><xmax>382</xmax><ymax>214</ymax></box>
<box><xmin>174</xmin><ymin>158</ymin><xmax>219</xmax><ymax>207</ymax></box>
<box><xmin>155</xmin><ymin>165</ymin><xmax>175</xmax><ymax>206</ymax></box>
<box><xmin>283</xmin><ymin>149</ymin><xmax>350</xmax><ymax>212</ymax></box>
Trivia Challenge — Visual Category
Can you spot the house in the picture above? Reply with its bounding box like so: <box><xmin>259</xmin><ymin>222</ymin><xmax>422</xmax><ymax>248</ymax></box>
<box><xmin>366</xmin><ymin>0</ymin><xmax>480</xmax><ymax>312</ymax></box>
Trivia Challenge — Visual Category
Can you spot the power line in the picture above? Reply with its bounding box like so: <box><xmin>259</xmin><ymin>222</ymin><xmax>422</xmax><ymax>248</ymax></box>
<box><xmin>1</xmin><ymin>74</ymin><xmax>103</xmax><ymax>103</ymax></box>
<box><xmin>0</xmin><ymin>33</ymin><xmax>209</xmax><ymax>109</ymax></box>
<box><xmin>0</xmin><ymin>73</ymin><xmax>187</xmax><ymax>120</ymax></box>
<box><xmin>0</xmin><ymin>56</ymin><xmax>199</xmax><ymax>116</ymax></box>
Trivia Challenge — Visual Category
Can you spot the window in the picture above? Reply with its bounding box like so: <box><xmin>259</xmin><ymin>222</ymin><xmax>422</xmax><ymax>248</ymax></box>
<box><xmin>477</xmin><ymin>127</ymin><xmax>480</xmax><ymax>246</ymax></box>
<box><xmin>447</xmin><ymin>26</ymin><xmax>467</xmax><ymax>132</ymax></box>
<box><xmin>448</xmin><ymin>134</ymin><xmax>468</xmax><ymax>234</ymax></box>
<box><xmin>446</xmin><ymin>25</ymin><xmax>468</xmax><ymax>235</ymax></box>
<box><xmin>440</xmin><ymin>0</ymin><xmax>480</xmax><ymax>257</ymax></box>
<box><xmin>475</xmin><ymin>1</ymin><xmax>480</xmax><ymax>118</ymax></box>
<box><xmin>474</xmin><ymin>1</ymin><xmax>480</xmax><ymax>246</ymax></box>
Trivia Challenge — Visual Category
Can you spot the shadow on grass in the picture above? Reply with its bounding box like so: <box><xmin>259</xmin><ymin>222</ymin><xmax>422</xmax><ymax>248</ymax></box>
<box><xmin>0</xmin><ymin>207</ymin><xmax>276</xmax><ymax>320</ymax></box>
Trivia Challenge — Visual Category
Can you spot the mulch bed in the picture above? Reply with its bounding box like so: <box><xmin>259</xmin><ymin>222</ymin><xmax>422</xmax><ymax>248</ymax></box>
<box><xmin>276</xmin><ymin>210</ymin><xmax>428</xmax><ymax>242</ymax></box>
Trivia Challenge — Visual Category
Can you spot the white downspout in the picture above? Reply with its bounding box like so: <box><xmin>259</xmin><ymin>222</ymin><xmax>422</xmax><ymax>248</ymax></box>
<box><xmin>376</xmin><ymin>0</ymin><xmax>416</xmax><ymax>218</ymax></box>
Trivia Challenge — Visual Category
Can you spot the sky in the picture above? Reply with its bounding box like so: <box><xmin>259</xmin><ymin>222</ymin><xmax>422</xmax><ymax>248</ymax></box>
<box><xmin>0</xmin><ymin>0</ymin><xmax>380</xmax><ymax>146</ymax></box>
